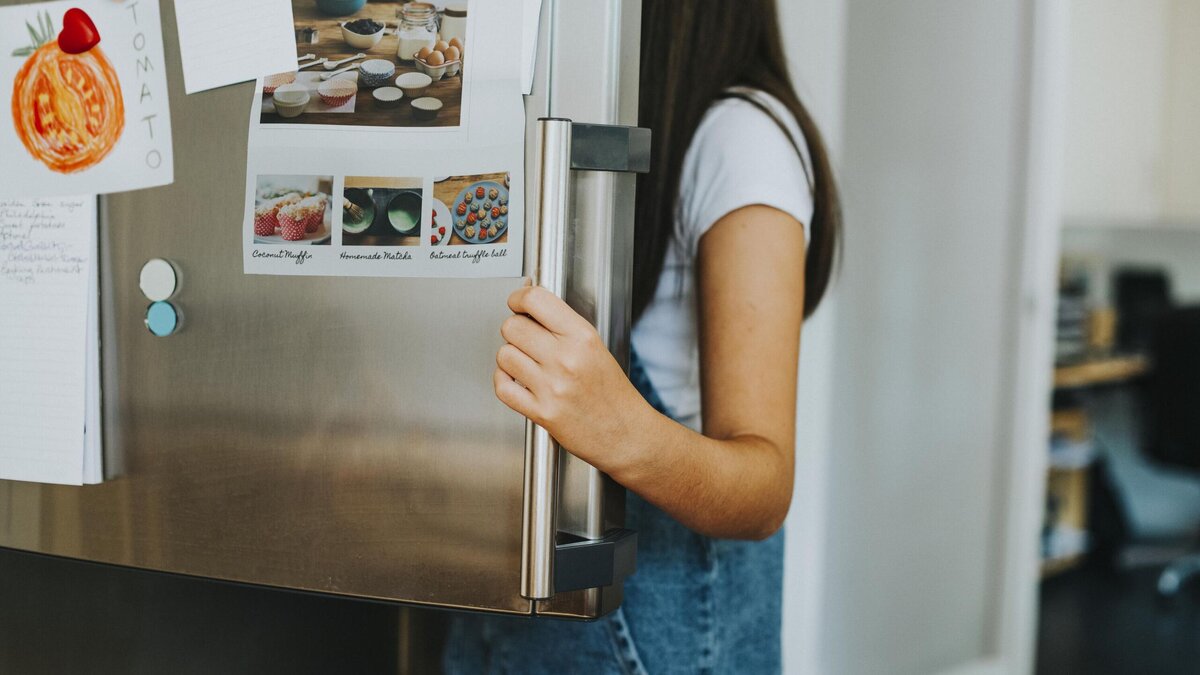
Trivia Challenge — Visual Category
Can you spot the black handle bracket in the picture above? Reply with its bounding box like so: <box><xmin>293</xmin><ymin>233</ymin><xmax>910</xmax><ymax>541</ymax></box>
<box><xmin>554</xmin><ymin>528</ymin><xmax>638</xmax><ymax>594</ymax></box>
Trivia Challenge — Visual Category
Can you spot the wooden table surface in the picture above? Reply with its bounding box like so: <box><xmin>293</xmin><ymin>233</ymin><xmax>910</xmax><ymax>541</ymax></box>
<box><xmin>1053</xmin><ymin>354</ymin><xmax>1150</xmax><ymax>389</ymax></box>
<box><xmin>433</xmin><ymin>173</ymin><xmax>510</xmax><ymax>246</ymax></box>
<box><xmin>262</xmin><ymin>2</ymin><xmax>463</xmax><ymax>129</ymax></box>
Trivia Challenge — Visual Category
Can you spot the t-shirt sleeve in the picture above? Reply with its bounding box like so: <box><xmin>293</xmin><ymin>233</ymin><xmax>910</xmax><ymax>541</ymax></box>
<box><xmin>676</xmin><ymin>98</ymin><xmax>815</xmax><ymax>253</ymax></box>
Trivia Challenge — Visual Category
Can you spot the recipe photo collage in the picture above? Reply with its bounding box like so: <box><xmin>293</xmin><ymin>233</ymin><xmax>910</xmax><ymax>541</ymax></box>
<box><xmin>242</xmin><ymin>0</ymin><xmax>526</xmax><ymax>278</ymax></box>
<box><xmin>250</xmin><ymin>170</ymin><xmax>515</xmax><ymax>271</ymax></box>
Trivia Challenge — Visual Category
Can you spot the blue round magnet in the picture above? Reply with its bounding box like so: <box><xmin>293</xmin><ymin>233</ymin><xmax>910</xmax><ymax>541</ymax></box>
<box><xmin>145</xmin><ymin>301</ymin><xmax>180</xmax><ymax>337</ymax></box>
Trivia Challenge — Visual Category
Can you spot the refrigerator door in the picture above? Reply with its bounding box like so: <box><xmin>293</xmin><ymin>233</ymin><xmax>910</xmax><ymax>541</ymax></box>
<box><xmin>0</xmin><ymin>0</ymin><xmax>640</xmax><ymax>619</ymax></box>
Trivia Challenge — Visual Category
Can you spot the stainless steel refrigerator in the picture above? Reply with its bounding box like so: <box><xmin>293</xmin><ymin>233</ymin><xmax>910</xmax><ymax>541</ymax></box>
<box><xmin>0</xmin><ymin>0</ymin><xmax>644</xmax><ymax>622</ymax></box>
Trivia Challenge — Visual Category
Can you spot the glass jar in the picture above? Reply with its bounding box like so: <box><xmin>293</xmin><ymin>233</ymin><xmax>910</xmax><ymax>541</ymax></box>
<box><xmin>441</xmin><ymin>4</ymin><xmax>467</xmax><ymax>48</ymax></box>
<box><xmin>397</xmin><ymin>2</ymin><xmax>439</xmax><ymax>62</ymax></box>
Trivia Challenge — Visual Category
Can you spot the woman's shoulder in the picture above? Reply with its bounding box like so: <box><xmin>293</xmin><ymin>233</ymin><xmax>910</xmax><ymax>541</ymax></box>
<box><xmin>677</xmin><ymin>88</ymin><xmax>815</xmax><ymax>247</ymax></box>
<box><xmin>695</xmin><ymin>89</ymin><xmax>808</xmax><ymax>157</ymax></box>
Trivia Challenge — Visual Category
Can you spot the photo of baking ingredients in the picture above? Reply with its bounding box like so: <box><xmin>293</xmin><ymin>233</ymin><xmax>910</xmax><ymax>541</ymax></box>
<box><xmin>261</xmin><ymin>1</ymin><xmax>468</xmax><ymax>128</ymax></box>
<box><xmin>432</xmin><ymin>172</ymin><xmax>510</xmax><ymax>246</ymax></box>
<box><xmin>342</xmin><ymin>176</ymin><xmax>424</xmax><ymax>247</ymax></box>
<box><xmin>254</xmin><ymin>175</ymin><xmax>334</xmax><ymax>245</ymax></box>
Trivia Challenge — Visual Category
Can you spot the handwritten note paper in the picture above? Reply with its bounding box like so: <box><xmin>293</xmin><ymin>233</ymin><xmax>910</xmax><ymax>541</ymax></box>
<box><xmin>521</xmin><ymin>0</ymin><xmax>543</xmax><ymax>94</ymax></box>
<box><xmin>174</xmin><ymin>0</ymin><xmax>297</xmax><ymax>94</ymax></box>
<box><xmin>0</xmin><ymin>197</ymin><xmax>100</xmax><ymax>485</ymax></box>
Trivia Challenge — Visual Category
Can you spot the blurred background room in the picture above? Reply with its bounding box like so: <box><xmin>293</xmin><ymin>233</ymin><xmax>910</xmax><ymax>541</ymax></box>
<box><xmin>1039</xmin><ymin>0</ymin><xmax>1200</xmax><ymax>672</ymax></box>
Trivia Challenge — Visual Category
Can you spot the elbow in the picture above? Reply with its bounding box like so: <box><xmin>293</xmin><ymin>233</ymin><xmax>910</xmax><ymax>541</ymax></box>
<box><xmin>742</xmin><ymin>492</ymin><xmax>792</xmax><ymax>541</ymax></box>
<box><xmin>747</xmin><ymin>466</ymin><xmax>794</xmax><ymax>540</ymax></box>
<box><xmin>747</xmin><ymin>510</ymin><xmax>788</xmax><ymax>541</ymax></box>
<box><xmin>700</xmin><ymin>497</ymin><xmax>789</xmax><ymax>541</ymax></box>
<box><xmin>737</xmin><ymin>438</ymin><xmax>794</xmax><ymax>540</ymax></box>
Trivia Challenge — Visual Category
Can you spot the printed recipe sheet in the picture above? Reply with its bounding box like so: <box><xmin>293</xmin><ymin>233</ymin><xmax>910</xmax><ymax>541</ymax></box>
<box><xmin>242</xmin><ymin>0</ymin><xmax>525</xmax><ymax>278</ymax></box>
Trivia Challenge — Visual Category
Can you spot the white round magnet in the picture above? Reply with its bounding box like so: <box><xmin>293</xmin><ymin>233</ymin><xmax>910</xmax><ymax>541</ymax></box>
<box><xmin>139</xmin><ymin>258</ymin><xmax>178</xmax><ymax>301</ymax></box>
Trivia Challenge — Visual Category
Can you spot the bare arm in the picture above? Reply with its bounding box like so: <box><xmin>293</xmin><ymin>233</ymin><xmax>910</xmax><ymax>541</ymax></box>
<box><xmin>495</xmin><ymin>205</ymin><xmax>806</xmax><ymax>540</ymax></box>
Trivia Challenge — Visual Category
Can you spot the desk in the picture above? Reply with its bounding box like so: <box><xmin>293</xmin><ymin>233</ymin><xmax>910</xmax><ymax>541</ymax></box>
<box><xmin>1043</xmin><ymin>354</ymin><xmax>1150</xmax><ymax>578</ymax></box>
<box><xmin>1053</xmin><ymin>355</ymin><xmax>1149</xmax><ymax>390</ymax></box>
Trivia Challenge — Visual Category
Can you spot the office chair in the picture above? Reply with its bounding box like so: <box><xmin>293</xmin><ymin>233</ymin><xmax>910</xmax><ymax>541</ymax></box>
<box><xmin>1140</xmin><ymin>305</ymin><xmax>1200</xmax><ymax>597</ymax></box>
<box><xmin>1114</xmin><ymin>268</ymin><xmax>1173</xmax><ymax>353</ymax></box>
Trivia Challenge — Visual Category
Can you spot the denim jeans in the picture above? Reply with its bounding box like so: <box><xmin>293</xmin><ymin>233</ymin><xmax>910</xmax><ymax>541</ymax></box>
<box><xmin>442</xmin><ymin>350</ymin><xmax>784</xmax><ymax>674</ymax></box>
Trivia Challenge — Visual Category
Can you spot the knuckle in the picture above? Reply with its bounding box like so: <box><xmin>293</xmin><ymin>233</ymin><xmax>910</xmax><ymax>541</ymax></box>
<box><xmin>549</xmin><ymin>379</ymin><xmax>571</xmax><ymax>399</ymax></box>
<box><xmin>579</xmin><ymin>330</ymin><xmax>603</xmax><ymax>350</ymax></box>
<box><xmin>559</xmin><ymin>351</ymin><xmax>586</xmax><ymax>376</ymax></box>
<box><xmin>538</xmin><ymin>401</ymin><xmax>562</xmax><ymax>426</ymax></box>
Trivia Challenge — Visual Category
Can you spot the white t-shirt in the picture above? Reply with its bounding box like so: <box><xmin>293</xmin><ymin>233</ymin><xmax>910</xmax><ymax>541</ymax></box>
<box><xmin>630</xmin><ymin>89</ymin><xmax>815</xmax><ymax>431</ymax></box>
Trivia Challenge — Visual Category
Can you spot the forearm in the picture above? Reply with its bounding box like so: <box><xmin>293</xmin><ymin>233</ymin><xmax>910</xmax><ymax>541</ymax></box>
<box><xmin>493</xmin><ymin>284</ymin><xmax>799</xmax><ymax>542</ymax></box>
<box><xmin>591</xmin><ymin>400</ymin><xmax>794</xmax><ymax>541</ymax></box>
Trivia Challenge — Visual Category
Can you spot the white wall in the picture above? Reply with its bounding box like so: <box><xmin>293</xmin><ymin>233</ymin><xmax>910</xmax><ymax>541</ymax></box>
<box><xmin>778</xmin><ymin>2</ymin><xmax>1063</xmax><ymax>673</ymax></box>
<box><xmin>778</xmin><ymin>1</ymin><xmax>846</xmax><ymax>673</ymax></box>
<box><xmin>1163</xmin><ymin>0</ymin><xmax>1200</xmax><ymax>219</ymax></box>
<box><xmin>1062</xmin><ymin>0</ymin><xmax>1171</xmax><ymax>223</ymax></box>
<box><xmin>817</xmin><ymin>1</ymin><xmax>1046</xmax><ymax>673</ymax></box>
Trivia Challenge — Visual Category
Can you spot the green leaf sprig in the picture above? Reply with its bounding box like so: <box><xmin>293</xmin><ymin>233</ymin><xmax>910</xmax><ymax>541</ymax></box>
<box><xmin>12</xmin><ymin>11</ymin><xmax>55</xmax><ymax>58</ymax></box>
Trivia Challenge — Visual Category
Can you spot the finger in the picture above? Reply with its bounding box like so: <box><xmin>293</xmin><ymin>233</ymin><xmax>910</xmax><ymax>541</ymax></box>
<box><xmin>494</xmin><ymin>367</ymin><xmax>538</xmax><ymax>418</ymax></box>
<box><xmin>500</xmin><ymin>314</ymin><xmax>557</xmax><ymax>363</ymax></box>
<box><xmin>507</xmin><ymin>286</ymin><xmax>590</xmax><ymax>336</ymax></box>
<box><xmin>496</xmin><ymin>343</ymin><xmax>545</xmax><ymax>391</ymax></box>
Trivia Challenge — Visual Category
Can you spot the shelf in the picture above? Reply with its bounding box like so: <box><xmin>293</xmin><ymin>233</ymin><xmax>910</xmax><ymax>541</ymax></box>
<box><xmin>1054</xmin><ymin>355</ymin><xmax>1149</xmax><ymax>390</ymax></box>
<box><xmin>1041</xmin><ymin>553</ymin><xmax>1086</xmax><ymax>579</ymax></box>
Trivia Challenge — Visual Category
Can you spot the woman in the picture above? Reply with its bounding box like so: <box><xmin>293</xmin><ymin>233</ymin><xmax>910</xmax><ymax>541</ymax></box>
<box><xmin>445</xmin><ymin>1</ymin><xmax>840</xmax><ymax>672</ymax></box>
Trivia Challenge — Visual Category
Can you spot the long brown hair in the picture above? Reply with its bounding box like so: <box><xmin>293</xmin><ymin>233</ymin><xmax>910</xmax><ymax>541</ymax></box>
<box><xmin>634</xmin><ymin>1</ymin><xmax>841</xmax><ymax>321</ymax></box>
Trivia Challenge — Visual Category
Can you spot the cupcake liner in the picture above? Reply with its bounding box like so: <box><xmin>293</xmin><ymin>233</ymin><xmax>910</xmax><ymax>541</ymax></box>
<box><xmin>304</xmin><ymin>209</ymin><xmax>323</xmax><ymax>233</ymax></box>
<box><xmin>263</xmin><ymin>72</ymin><xmax>297</xmax><ymax>95</ymax></box>
<box><xmin>254</xmin><ymin>208</ymin><xmax>278</xmax><ymax>237</ymax></box>
<box><xmin>279</xmin><ymin>222</ymin><xmax>306</xmax><ymax>241</ymax></box>
<box><xmin>277</xmin><ymin>205</ymin><xmax>306</xmax><ymax>232</ymax></box>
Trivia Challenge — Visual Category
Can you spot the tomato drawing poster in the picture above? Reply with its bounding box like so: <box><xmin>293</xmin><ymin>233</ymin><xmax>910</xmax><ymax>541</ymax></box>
<box><xmin>0</xmin><ymin>0</ymin><xmax>172</xmax><ymax>197</ymax></box>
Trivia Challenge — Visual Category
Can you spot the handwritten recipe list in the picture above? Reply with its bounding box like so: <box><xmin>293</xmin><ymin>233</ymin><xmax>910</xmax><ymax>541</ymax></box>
<box><xmin>0</xmin><ymin>198</ymin><xmax>102</xmax><ymax>485</ymax></box>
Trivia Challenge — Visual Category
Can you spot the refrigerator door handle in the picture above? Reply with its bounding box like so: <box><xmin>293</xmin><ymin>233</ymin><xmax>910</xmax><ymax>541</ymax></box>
<box><xmin>522</xmin><ymin>118</ymin><xmax>653</xmax><ymax>601</ymax></box>
<box><xmin>522</xmin><ymin>118</ymin><xmax>574</xmax><ymax>601</ymax></box>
